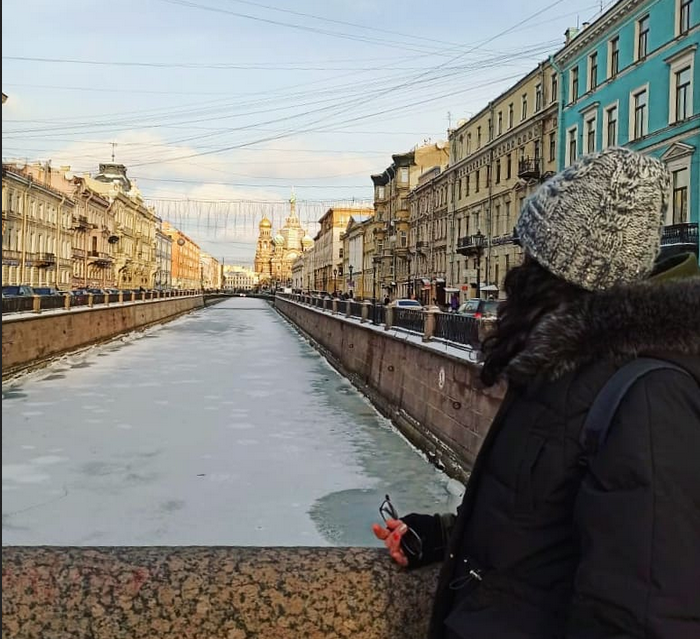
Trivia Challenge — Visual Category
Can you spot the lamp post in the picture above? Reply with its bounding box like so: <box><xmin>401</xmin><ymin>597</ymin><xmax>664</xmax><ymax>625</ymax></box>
<box><xmin>348</xmin><ymin>264</ymin><xmax>353</xmax><ymax>295</ymax></box>
<box><xmin>474</xmin><ymin>230</ymin><xmax>485</xmax><ymax>299</ymax></box>
<box><xmin>332</xmin><ymin>268</ymin><xmax>337</xmax><ymax>295</ymax></box>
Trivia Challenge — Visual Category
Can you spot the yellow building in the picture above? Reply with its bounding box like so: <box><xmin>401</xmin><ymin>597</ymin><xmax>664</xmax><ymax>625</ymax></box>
<box><xmin>162</xmin><ymin>222</ymin><xmax>201</xmax><ymax>290</ymax></box>
<box><xmin>2</xmin><ymin>163</ymin><xmax>75</xmax><ymax>289</ymax></box>
<box><xmin>370</xmin><ymin>141</ymin><xmax>449</xmax><ymax>300</ymax></box>
<box><xmin>20</xmin><ymin>163</ymin><xmax>119</xmax><ymax>290</ymax></box>
<box><xmin>340</xmin><ymin>213</ymin><xmax>374</xmax><ymax>299</ymax></box>
<box><xmin>447</xmin><ymin>60</ymin><xmax>558</xmax><ymax>299</ymax></box>
<box><xmin>200</xmin><ymin>252</ymin><xmax>222</xmax><ymax>291</ymax></box>
<box><xmin>84</xmin><ymin>163</ymin><xmax>157</xmax><ymax>290</ymax></box>
<box><xmin>223</xmin><ymin>265</ymin><xmax>258</xmax><ymax>291</ymax></box>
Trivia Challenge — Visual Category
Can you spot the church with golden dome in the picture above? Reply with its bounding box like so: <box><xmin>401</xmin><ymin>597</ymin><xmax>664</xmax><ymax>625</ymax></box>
<box><xmin>254</xmin><ymin>192</ymin><xmax>313</xmax><ymax>286</ymax></box>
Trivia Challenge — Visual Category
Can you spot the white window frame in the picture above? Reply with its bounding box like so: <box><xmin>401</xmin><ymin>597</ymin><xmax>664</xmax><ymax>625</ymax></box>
<box><xmin>608</xmin><ymin>35</ymin><xmax>620</xmax><ymax>78</ymax></box>
<box><xmin>664</xmin><ymin>155</ymin><xmax>692</xmax><ymax>225</ymax></box>
<box><xmin>566</xmin><ymin>125</ymin><xmax>579</xmax><ymax>166</ymax></box>
<box><xmin>603</xmin><ymin>100</ymin><xmax>620</xmax><ymax>148</ymax></box>
<box><xmin>588</xmin><ymin>52</ymin><xmax>599</xmax><ymax>92</ymax></box>
<box><xmin>629</xmin><ymin>83</ymin><xmax>650</xmax><ymax>140</ymax></box>
<box><xmin>399</xmin><ymin>167</ymin><xmax>409</xmax><ymax>183</ymax></box>
<box><xmin>584</xmin><ymin>112</ymin><xmax>597</xmax><ymax>154</ymax></box>
<box><xmin>521</xmin><ymin>93</ymin><xmax>528</xmax><ymax>120</ymax></box>
<box><xmin>676</xmin><ymin>0</ymin><xmax>693</xmax><ymax>36</ymax></box>
<box><xmin>569</xmin><ymin>66</ymin><xmax>579</xmax><ymax>104</ymax></box>
<box><xmin>634</xmin><ymin>14</ymin><xmax>650</xmax><ymax>62</ymax></box>
<box><xmin>666</xmin><ymin>47</ymin><xmax>695</xmax><ymax>124</ymax></box>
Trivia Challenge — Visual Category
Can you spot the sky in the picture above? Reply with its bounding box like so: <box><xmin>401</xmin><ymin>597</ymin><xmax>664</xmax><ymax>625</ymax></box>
<box><xmin>2</xmin><ymin>0</ymin><xmax>609</xmax><ymax>264</ymax></box>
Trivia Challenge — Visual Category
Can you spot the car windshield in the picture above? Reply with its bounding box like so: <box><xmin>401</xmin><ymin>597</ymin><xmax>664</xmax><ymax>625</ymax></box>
<box><xmin>2</xmin><ymin>286</ymin><xmax>21</xmax><ymax>295</ymax></box>
<box><xmin>457</xmin><ymin>300</ymin><xmax>481</xmax><ymax>313</ymax></box>
<box><xmin>398</xmin><ymin>300</ymin><xmax>421</xmax><ymax>307</ymax></box>
<box><xmin>481</xmin><ymin>301</ymin><xmax>501</xmax><ymax>317</ymax></box>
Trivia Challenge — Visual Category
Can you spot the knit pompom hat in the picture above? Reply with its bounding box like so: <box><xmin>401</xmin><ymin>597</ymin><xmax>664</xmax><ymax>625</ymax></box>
<box><xmin>515</xmin><ymin>147</ymin><xmax>671</xmax><ymax>291</ymax></box>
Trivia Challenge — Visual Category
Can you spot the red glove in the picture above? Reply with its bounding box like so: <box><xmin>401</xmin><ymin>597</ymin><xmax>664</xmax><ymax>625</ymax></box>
<box><xmin>372</xmin><ymin>518</ymin><xmax>409</xmax><ymax>567</ymax></box>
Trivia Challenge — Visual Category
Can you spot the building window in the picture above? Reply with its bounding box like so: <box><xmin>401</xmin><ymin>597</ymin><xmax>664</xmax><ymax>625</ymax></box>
<box><xmin>488</xmin><ymin>118</ymin><xmax>493</xmax><ymax>141</ymax></box>
<box><xmin>609</xmin><ymin>37</ymin><xmax>620</xmax><ymax>78</ymax></box>
<box><xmin>674</xmin><ymin>66</ymin><xmax>692</xmax><ymax>122</ymax></box>
<box><xmin>570</xmin><ymin>66</ymin><xmax>579</xmax><ymax>103</ymax></box>
<box><xmin>376</xmin><ymin>186</ymin><xmax>385</xmax><ymax>199</ymax></box>
<box><xmin>604</xmin><ymin>104</ymin><xmax>618</xmax><ymax>147</ymax></box>
<box><xmin>497</xmin><ymin>111</ymin><xmax>503</xmax><ymax>135</ymax></box>
<box><xmin>506</xmin><ymin>154</ymin><xmax>512</xmax><ymax>179</ymax></box>
<box><xmin>585</xmin><ymin>115</ymin><xmax>596</xmax><ymax>153</ymax></box>
<box><xmin>496</xmin><ymin>159</ymin><xmax>501</xmax><ymax>184</ymax></box>
<box><xmin>567</xmin><ymin>126</ymin><xmax>578</xmax><ymax>165</ymax></box>
<box><xmin>679</xmin><ymin>0</ymin><xmax>692</xmax><ymax>34</ymax></box>
<box><xmin>636</xmin><ymin>15</ymin><xmax>649</xmax><ymax>61</ymax></box>
<box><xmin>467</xmin><ymin>133</ymin><xmax>472</xmax><ymax>154</ymax></box>
<box><xmin>477</xmin><ymin>126</ymin><xmax>482</xmax><ymax>148</ymax></box>
<box><xmin>399</xmin><ymin>167</ymin><xmax>409</xmax><ymax>182</ymax></box>
<box><xmin>521</xmin><ymin>94</ymin><xmax>528</xmax><ymax>120</ymax></box>
<box><xmin>631</xmin><ymin>87</ymin><xmax>648</xmax><ymax>139</ymax></box>
<box><xmin>535</xmin><ymin>84</ymin><xmax>543</xmax><ymax>111</ymax></box>
<box><xmin>466</xmin><ymin>174</ymin><xmax>470</xmax><ymax>196</ymax></box>
<box><xmin>508</xmin><ymin>103</ymin><xmax>514</xmax><ymax>128</ymax></box>
<box><xmin>551</xmin><ymin>73</ymin><xmax>558</xmax><ymax>104</ymax></box>
<box><xmin>458</xmin><ymin>178</ymin><xmax>462</xmax><ymax>200</ymax></box>
<box><xmin>475</xmin><ymin>169</ymin><xmax>480</xmax><ymax>193</ymax></box>
<box><xmin>588</xmin><ymin>52</ymin><xmax>598</xmax><ymax>91</ymax></box>
<box><xmin>672</xmin><ymin>168</ymin><xmax>689</xmax><ymax>223</ymax></box>
<box><xmin>549</xmin><ymin>131</ymin><xmax>556</xmax><ymax>161</ymax></box>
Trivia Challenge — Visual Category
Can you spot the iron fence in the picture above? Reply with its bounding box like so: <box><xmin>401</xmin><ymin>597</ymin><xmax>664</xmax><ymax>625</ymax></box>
<box><xmin>434</xmin><ymin>313</ymin><xmax>480</xmax><ymax>347</ymax></box>
<box><xmin>392</xmin><ymin>308</ymin><xmax>424</xmax><ymax>334</ymax></box>
<box><xmin>349</xmin><ymin>301</ymin><xmax>364</xmax><ymax>318</ymax></box>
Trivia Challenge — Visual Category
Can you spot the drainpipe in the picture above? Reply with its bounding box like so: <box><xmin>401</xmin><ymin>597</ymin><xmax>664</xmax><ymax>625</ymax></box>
<box><xmin>549</xmin><ymin>54</ymin><xmax>565</xmax><ymax>171</ymax></box>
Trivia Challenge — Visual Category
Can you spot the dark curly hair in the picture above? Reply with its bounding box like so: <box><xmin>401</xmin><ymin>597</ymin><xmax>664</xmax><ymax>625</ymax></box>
<box><xmin>480</xmin><ymin>257</ymin><xmax>591</xmax><ymax>386</ymax></box>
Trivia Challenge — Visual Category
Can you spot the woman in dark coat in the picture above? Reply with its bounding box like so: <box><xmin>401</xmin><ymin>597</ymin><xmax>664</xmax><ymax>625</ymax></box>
<box><xmin>373</xmin><ymin>147</ymin><xmax>700</xmax><ymax>639</ymax></box>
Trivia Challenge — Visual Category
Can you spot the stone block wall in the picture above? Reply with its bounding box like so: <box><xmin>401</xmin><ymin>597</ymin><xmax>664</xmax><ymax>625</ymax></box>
<box><xmin>1</xmin><ymin>296</ymin><xmax>203</xmax><ymax>379</ymax></box>
<box><xmin>274</xmin><ymin>298</ymin><xmax>505</xmax><ymax>479</ymax></box>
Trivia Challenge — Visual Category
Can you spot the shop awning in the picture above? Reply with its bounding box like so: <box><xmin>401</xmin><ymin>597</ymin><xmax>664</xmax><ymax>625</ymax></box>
<box><xmin>435</xmin><ymin>277</ymin><xmax>446</xmax><ymax>283</ymax></box>
<box><xmin>444</xmin><ymin>287</ymin><xmax>460</xmax><ymax>293</ymax></box>
<box><xmin>481</xmin><ymin>284</ymin><xmax>499</xmax><ymax>291</ymax></box>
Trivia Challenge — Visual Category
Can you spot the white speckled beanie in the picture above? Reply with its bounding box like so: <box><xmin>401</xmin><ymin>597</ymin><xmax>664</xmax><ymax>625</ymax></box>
<box><xmin>516</xmin><ymin>147</ymin><xmax>671</xmax><ymax>291</ymax></box>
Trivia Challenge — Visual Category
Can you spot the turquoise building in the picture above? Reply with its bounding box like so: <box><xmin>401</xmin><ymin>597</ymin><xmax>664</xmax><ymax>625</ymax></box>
<box><xmin>554</xmin><ymin>0</ymin><xmax>699</xmax><ymax>255</ymax></box>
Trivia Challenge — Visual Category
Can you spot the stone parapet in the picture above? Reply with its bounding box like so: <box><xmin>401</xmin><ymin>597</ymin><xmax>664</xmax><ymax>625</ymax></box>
<box><xmin>1</xmin><ymin>546</ymin><xmax>439</xmax><ymax>639</ymax></box>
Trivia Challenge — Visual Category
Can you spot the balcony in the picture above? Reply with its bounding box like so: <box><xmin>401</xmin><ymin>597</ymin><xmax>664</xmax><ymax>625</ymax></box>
<box><xmin>517</xmin><ymin>156</ymin><xmax>542</xmax><ymax>180</ymax></box>
<box><xmin>661</xmin><ymin>222</ymin><xmax>698</xmax><ymax>251</ymax></box>
<box><xmin>73</xmin><ymin>247</ymin><xmax>86</xmax><ymax>258</ymax></box>
<box><xmin>2</xmin><ymin>249</ymin><xmax>21</xmax><ymax>266</ymax></box>
<box><xmin>491</xmin><ymin>233</ymin><xmax>515</xmax><ymax>247</ymax></box>
<box><xmin>72</xmin><ymin>215</ymin><xmax>91</xmax><ymax>231</ymax></box>
<box><xmin>88</xmin><ymin>250</ymin><xmax>114</xmax><ymax>267</ymax></box>
<box><xmin>34</xmin><ymin>252</ymin><xmax>56</xmax><ymax>267</ymax></box>
<box><xmin>456</xmin><ymin>233</ymin><xmax>486</xmax><ymax>256</ymax></box>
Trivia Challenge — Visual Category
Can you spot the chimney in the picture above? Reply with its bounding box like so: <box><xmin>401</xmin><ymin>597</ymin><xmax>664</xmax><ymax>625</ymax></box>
<box><xmin>564</xmin><ymin>27</ymin><xmax>580</xmax><ymax>45</ymax></box>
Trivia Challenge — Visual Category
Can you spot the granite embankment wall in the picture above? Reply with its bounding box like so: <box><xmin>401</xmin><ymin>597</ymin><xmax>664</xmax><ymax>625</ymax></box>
<box><xmin>1</xmin><ymin>295</ymin><xmax>203</xmax><ymax>378</ymax></box>
<box><xmin>274</xmin><ymin>297</ymin><xmax>504</xmax><ymax>481</ymax></box>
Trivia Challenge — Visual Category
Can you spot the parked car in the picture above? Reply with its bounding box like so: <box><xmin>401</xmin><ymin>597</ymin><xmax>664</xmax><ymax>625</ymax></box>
<box><xmin>456</xmin><ymin>298</ymin><xmax>501</xmax><ymax>319</ymax></box>
<box><xmin>388</xmin><ymin>299</ymin><xmax>423</xmax><ymax>309</ymax></box>
<box><xmin>2</xmin><ymin>285</ymin><xmax>36</xmax><ymax>297</ymax></box>
<box><xmin>33</xmin><ymin>287</ymin><xmax>64</xmax><ymax>297</ymax></box>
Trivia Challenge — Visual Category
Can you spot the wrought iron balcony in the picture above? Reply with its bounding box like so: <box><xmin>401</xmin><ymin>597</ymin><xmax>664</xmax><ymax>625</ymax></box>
<box><xmin>34</xmin><ymin>252</ymin><xmax>56</xmax><ymax>267</ymax></box>
<box><xmin>491</xmin><ymin>234</ymin><xmax>515</xmax><ymax>247</ymax></box>
<box><xmin>73</xmin><ymin>248</ymin><xmax>86</xmax><ymax>258</ymax></box>
<box><xmin>456</xmin><ymin>233</ymin><xmax>486</xmax><ymax>256</ymax></box>
<box><xmin>2</xmin><ymin>249</ymin><xmax>21</xmax><ymax>265</ymax></box>
<box><xmin>661</xmin><ymin>222</ymin><xmax>698</xmax><ymax>250</ymax></box>
<box><xmin>72</xmin><ymin>215</ymin><xmax>91</xmax><ymax>231</ymax></box>
<box><xmin>88</xmin><ymin>250</ymin><xmax>114</xmax><ymax>267</ymax></box>
<box><xmin>517</xmin><ymin>156</ymin><xmax>542</xmax><ymax>180</ymax></box>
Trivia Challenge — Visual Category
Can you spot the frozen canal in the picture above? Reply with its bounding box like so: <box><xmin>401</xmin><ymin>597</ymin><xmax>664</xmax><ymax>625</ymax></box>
<box><xmin>2</xmin><ymin>298</ymin><xmax>461</xmax><ymax>546</ymax></box>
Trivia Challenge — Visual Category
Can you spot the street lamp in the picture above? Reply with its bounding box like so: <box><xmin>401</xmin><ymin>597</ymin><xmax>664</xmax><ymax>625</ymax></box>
<box><xmin>474</xmin><ymin>230</ymin><xmax>485</xmax><ymax>299</ymax></box>
<box><xmin>332</xmin><ymin>268</ymin><xmax>337</xmax><ymax>294</ymax></box>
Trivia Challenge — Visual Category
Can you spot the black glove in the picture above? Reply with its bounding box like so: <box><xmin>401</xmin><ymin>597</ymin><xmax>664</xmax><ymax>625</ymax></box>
<box><xmin>401</xmin><ymin>513</ymin><xmax>448</xmax><ymax>569</ymax></box>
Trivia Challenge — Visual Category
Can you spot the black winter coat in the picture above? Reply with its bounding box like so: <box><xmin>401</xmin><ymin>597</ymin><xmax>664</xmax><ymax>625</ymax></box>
<box><xmin>426</xmin><ymin>277</ymin><xmax>700</xmax><ymax>639</ymax></box>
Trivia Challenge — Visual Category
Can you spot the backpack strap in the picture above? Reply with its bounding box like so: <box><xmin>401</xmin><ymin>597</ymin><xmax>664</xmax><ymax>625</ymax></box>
<box><xmin>580</xmin><ymin>357</ymin><xmax>690</xmax><ymax>461</ymax></box>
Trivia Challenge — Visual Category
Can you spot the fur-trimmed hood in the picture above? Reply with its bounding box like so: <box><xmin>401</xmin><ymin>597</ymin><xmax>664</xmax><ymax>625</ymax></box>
<box><xmin>506</xmin><ymin>277</ymin><xmax>700</xmax><ymax>383</ymax></box>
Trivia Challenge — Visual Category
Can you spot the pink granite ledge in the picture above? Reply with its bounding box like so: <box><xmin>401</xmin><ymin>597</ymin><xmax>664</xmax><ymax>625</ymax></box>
<box><xmin>2</xmin><ymin>546</ymin><xmax>440</xmax><ymax>639</ymax></box>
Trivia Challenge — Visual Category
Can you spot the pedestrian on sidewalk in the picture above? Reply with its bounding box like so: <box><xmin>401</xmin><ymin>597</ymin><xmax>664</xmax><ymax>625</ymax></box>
<box><xmin>372</xmin><ymin>147</ymin><xmax>700</xmax><ymax>639</ymax></box>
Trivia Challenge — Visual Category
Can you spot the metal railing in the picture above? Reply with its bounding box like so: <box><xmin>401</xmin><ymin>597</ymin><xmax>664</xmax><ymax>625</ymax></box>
<box><xmin>349</xmin><ymin>301</ymin><xmax>364</xmax><ymax>318</ymax></box>
<box><xmin>392</xmin><ymin>308</ymin><xmax>424</xmax><ymax>334</ymax></box>
<box><xmin>661</xmin><ymin>222</ymin><xmax>698</xmax><ymax>248</ymax></box>
<box><xmin>434</xmin><ymin>313</ymin><xmax>479</xmax><ymax>347</ymax></box>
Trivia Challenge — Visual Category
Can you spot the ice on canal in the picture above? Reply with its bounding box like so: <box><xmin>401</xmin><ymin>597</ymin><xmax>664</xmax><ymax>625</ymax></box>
<box><xmin>2</xmin><ymin>298</ymin><xmax>462</xmax><ymax>546</ymax></box>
